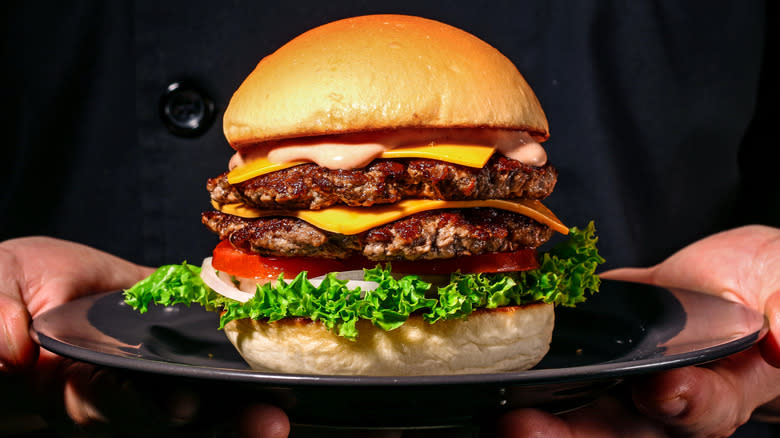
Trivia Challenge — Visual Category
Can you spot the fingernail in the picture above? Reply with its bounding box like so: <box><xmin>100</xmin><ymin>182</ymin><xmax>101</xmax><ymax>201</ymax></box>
<box><xmin>657</xmin><ymin>396</ymin><xmax>687</xmax><ymax>417</ymax></box>
<box><xmin>721</xmin><ymin>291</ymin><xmax>745</xmax><ymax>305</ymax></box>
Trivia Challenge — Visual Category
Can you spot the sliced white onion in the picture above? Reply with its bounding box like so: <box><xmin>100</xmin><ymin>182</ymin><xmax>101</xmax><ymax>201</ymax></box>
<box><xmin>310</xmin><ymin>270</ymin><xmax>380</xmax><ymax>292</ymax></box>
<box><xmin>200</xmin><ymin>259</ymin><xmax>380</xmax><ymax>302</ymax></box>
<box><xmin>200</xmin><ymin>257</ymin><xmax>255</xmax><ymax>303</ymax></box>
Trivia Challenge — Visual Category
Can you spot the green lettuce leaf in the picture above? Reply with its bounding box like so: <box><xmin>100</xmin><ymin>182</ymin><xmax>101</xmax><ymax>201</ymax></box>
<box><xmin>123</xmin><ymin>222</ymin><xmax>604</xmax><ymax>340</ymax></box>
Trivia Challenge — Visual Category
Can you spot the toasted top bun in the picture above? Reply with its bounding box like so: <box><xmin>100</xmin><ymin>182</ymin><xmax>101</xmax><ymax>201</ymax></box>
<box><xmin>223</xmin><ymin>303</ymin><xmax>554</xmax><ymax>376</ymax></box>
<box><xmin>223</xmin><ymin>14</ymin><xmax>549</xmax><ymax>148</ymax></box>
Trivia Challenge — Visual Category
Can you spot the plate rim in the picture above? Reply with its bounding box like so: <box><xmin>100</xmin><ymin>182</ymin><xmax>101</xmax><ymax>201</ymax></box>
<box><xmin>32</xmin><ymin>285</ymin><xmax>769</xmax><ymax>388</ymax></box>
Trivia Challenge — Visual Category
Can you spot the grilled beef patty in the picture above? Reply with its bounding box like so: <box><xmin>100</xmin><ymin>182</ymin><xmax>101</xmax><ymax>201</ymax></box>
<box><xmin>208</xmin><ymin>155</ymin><xmax>558</xmax><ymax>210</ymax></box>
<box><xmin>202</xmin><ymin>209</ymin><xmax>552</xmax><ymax>260</ymax></box>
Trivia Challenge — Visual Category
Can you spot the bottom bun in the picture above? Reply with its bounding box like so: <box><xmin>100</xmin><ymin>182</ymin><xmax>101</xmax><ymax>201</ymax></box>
<box><xmin>223</xmin><ymin>303</ymin><xmax>554</xmax><ymax>376</ymax></box>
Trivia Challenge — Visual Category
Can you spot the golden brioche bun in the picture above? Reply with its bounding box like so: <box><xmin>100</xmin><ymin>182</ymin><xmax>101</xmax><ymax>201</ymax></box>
<box><xmin>223</xmin><ymin>14</ymin><xmax>549</xmax><ymax>148</ymax></box>
<box><xmin>223</xmin><ymin>303</ymin><xmax>554</xmax><ymax>376</ymax></box>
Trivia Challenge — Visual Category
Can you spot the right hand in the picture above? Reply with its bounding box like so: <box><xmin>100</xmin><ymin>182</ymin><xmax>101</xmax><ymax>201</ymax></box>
<box><xmin>497</xmin><ymin>225</ymin><xmax>780</xmax><ymax>438</ymax></box>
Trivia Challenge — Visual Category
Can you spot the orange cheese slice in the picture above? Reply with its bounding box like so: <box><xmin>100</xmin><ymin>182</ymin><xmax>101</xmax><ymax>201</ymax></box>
<box><xmin>212</xmin><ymin>199</ymin><xmax>569</xmax><ymax>235</ymax></box>
<box><xmin>226</xmin><ymin>144</ymin><xmax>496</xmax><ymax>184</ymax></box>
<box><xmin>227</xmin><ymin>160</ymin><xmax>302</xmax><ymax>184</ymax></box>
<box><xmin>379</xmin><ymin>144</ymin><xmax>495</xmax><ymax>167</ymax></box>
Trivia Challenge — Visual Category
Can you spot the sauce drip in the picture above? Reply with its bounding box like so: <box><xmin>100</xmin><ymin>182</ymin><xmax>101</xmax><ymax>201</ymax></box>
<box><xmin>494</xmin><ymin>130</ymin><xmax>547</xmax><ymax>166</ymax></box>
<box><xmin>229</xmin><ymin>128</ymin><xmax>547</xmax><ymax>170</ymax></box>
<box><xmin>268</xmin><ymin>143</ymin><xmax>386</xmax><ymax>170</ymax></box>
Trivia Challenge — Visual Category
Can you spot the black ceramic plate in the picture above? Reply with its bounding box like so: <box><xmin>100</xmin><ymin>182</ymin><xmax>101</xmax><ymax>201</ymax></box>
<box><xmin>32</xmin><ymin>280</ymin><xmax>766</xmax><ymax>428</ymax></box>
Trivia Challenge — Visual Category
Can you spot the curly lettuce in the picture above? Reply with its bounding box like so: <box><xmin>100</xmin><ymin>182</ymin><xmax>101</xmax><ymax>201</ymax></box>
<box><xmin>124</xmin><ymin>222</ymin><xmax>604</xmax><ymax>340</ymax></box>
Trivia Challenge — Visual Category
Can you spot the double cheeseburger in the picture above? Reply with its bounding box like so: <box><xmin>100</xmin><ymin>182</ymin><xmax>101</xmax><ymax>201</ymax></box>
<box><xmin>125</xmin><ymin>15</ymin><xmax>603</xmax><ymax>376</ymax></box>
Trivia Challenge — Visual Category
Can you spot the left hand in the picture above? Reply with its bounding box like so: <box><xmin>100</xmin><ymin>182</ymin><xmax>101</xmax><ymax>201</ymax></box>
<box><xmin>497</xmin><ymin>225</ymin><xmax>780</xmax><ymax>437</ymax></box>
<box><xmin>0</xmin><ymin>236</ymin><xmax>290</xmax><ymax>437</ymax></box>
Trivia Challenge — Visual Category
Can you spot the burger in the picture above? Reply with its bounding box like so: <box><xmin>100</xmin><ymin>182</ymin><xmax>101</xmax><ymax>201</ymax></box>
<box><xmin>124</xmin><ymin>14</ymin><xmax>603</xmax><ymax>376</ymax></box>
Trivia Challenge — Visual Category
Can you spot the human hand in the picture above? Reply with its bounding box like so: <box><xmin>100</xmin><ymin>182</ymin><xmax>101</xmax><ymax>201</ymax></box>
<box><xmin>0</xmin><ymin>236</ymin><xmax>290</xmax><ymax>437</ymax></box>
<box><xmin>497</xmin><ymin>225</ymin><xmax>780</xmax><ymax>437</ymax></box>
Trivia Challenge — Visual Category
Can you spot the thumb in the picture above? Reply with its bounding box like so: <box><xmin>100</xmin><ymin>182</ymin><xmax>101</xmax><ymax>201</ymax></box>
<box><xmin>0</xmin><ymin>245</ymin><xmax>37</xmax><ymax>371</ymax></box>
<box><xmin>0</xmin><ymin>237</ymin><xmax>153</xmax><ymax>372</ymax></box>
<box><xmin>0</xmin><ymin>293</ymin><xmax>37</xmax><ymax>371</ymax></box>
<box><xmin>238</xmin><ymin>404</ymin><xmax>291</xmax><ymax>438</ymax></box>
<box><xmin>633</xmin><ymin>348</ymin><xmax>780</xmax><ymax>437</ymax></box>
<box><xmin>760</xmin><ymin>290</ymin><xmax>780</xmax><ymax>368</ymax></box>
<box><xmin>599</xmin><ymin>267</ymin><xmax>654</xmax><ymax>283</ymax></box>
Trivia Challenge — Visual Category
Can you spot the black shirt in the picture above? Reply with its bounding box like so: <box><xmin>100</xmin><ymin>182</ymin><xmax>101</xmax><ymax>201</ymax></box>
<box><xmin>6</xmin><ymin>1</ymin><xmax>777</xmax><ymax>269</ymax></box>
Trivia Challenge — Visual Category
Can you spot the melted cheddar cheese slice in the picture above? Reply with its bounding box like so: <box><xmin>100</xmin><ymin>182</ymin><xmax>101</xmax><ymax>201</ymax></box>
<box><xmin>212</xmin><ymin>199</ymin><xmax>569</xmax><ymax>235</ymax></box>
<box><xmin>226</xmin><ymin>144</ymin><xmax>496</xmax><ymax>184</ymax></box>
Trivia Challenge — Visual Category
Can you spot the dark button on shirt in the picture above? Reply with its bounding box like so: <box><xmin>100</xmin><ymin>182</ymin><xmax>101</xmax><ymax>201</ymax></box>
<box><xmin>160</xmin><ymin>81</ymin><xmax>216</xmax><ymax>137</ymax></box>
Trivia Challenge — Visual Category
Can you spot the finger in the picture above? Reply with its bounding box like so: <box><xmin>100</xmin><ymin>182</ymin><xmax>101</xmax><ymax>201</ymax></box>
<box><xmin>561</xmin><ymin>397</ymin><xmax>666</xmax><ymax>438</ymax></box>
<box><xmin>497</xmin><ymin>408</ymin><xmax>574</xmax><ymax>437</ymax></box>
<box><xmin>0</xmin><ymin>294</ymin><xmax>37</xmax><ymax>371</ymax></box>
<box><xmin>601</xmin><ymin>265</ymin><xmax>746</xmax><ymax>306</ymax></box>
<box><xmin>760</xmin><ymin>291</ymin><xmax>780</xmax><ymax>368</ymax></box>
<box><xmin>605</xmin><ymin>258</ymin><xmax>780</xmax><ymax>370</ymax></box>
<box><xmin>0</xmin><ymin>238</ymin><xmax>152</xmax><ymax>372</ymax></box>
<box><xmin>633</xmin><ymin>348</ymin><xmax>780</xmax><ymax>437</ymax></box>
<box><xmin>54</xmin><ymin>359</ymin><xmax>244</xmax><ymax>436</ymax></box>
<box><xmin>3</xmin><ymin>237</ymin><xmax>154</xmax><ymax>316</ymax></box>
<box><xmin>62</xmin><ymin>362</ymin><xmax>175</xmax><ymax>431</ymax></box>
<box><xmin>57</xmin><ymin>359</ymin><xmax>293</xmax><ymax>437</ymax></box>
<box><xmin>238</xmin><ymin>404</ymin><xmax>290</xmax><ymax>438</ymax></box>
<box><xmin>599</xmin><ymin>267</ymin><xmax>654</xmax><ymax>284</ymax></box>
<box><xmin>63</xmin><ymin>363</ymin><xmax>109</xmax><ymax>424</ymax></box>
<box><xmin>0</xmin><ymin>246</ymin><xmax>37</xmax><ymax>371</ymax></box>
<box><xmin>497</xmin><ymin>397</ymin><xmax>666</xmax><ymax>438</ymax></box>
<box><xmin>605</xmin><ymin>226</ymin><xmax>780</xmax><ymax>305</ymax></box>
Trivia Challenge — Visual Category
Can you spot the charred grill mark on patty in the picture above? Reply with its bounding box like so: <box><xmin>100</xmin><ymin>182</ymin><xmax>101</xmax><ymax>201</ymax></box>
<box><xmin>208</xmin><ymin>155</ymin><xmax>558</xmax><ymax>210</ymax></box>
<box><xmin>201</xmin><ymin>212</ymin><xmax>361</xmax><ymax>258</ymax></box>
<box><xmin>363</xmin><ymin>209</ymin><xmax>552</xmax><ymax>260</ymax></box>
<box><xmin>202</xmin><ymin>209</ymin><xmax>552</xmax><ymax>261</ymax></box>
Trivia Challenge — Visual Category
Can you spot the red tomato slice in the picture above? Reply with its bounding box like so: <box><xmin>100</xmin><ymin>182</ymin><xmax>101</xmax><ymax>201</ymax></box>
<box><xmin>212</xmin><ymin>240</ymin><xmax>538</xmax><ymax>279</ymax></box>
<box><xmin>385</xmin><ymin>249</ymin><xmax>539</xmax><ymax>275</ymax></box>
<box><xmin>211</xmin><ymin>240</ymin><xmax>349</xmax><ymax>280</ymax></box>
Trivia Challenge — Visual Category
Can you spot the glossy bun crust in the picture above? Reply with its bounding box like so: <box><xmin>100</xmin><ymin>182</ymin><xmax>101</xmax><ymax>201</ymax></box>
<box><xmin>223</xmin><ymin>303</ymin><xmax>554</xmax><ymax>375</ymax></box>
<box><xmin>223</xmin><ymin>14</ymin><xmax>549</xmax><ymax>148</ymax></box>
